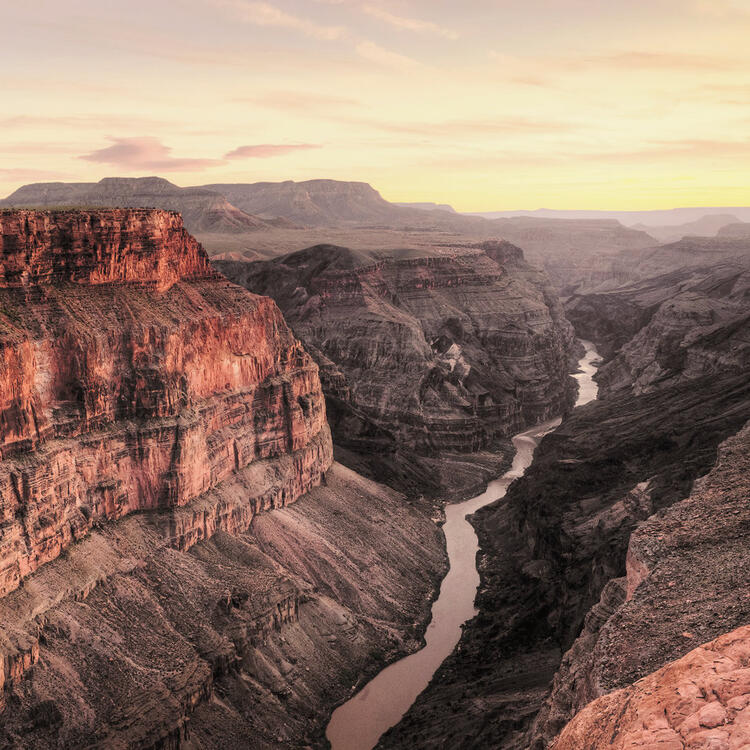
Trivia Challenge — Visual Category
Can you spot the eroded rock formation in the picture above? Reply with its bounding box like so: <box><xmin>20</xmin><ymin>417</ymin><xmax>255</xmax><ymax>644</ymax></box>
<box><xmin>0</xmin><ymin>208</ymin><xmax>447</xmax><ymax>748</ymax></box>
<box><xmin>383</xmin><ymin>238</ymin><xmax>750</xmax><ymax>749</ymax></box>
<box><xmin>0</xmin><ymin>207</ymin><xmax>331</xmax><ymax>644</ymax></box>
<box><xmin>218</xmin><ymin>240</ymin><xmax>577</xmax><ymax>497</ymax></box>
<box><xmin>553</xmin><ymin>623</ymin><xmax>750</xmax><ymax>750</ymax></box>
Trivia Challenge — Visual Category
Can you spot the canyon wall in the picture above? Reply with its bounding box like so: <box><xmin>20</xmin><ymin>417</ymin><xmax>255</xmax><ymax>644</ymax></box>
<box><xmin>383</xmin><ymin>242</ymin><xmax>750</xmax><ymax>749</ymax></box>
<box><xmin>0</xmin><ymin>208</ymin><xmax>447</xmax><ymax>748</ymax></box>
<box><xmin>0</xmin><ymin>208</ymin><xmax>330</xmax><ymax>664</ymax></box>
<box><xmin>218</xmin><ymin>240</ymin><xmax>577</xmax><ymax>497</ymax></box>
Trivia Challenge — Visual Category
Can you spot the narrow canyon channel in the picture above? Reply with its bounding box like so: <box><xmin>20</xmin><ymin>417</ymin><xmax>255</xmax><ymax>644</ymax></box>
<box><xmin>326</xmin><ymin>341</ymin><xmax>601</xmax><ymax>750</ymax></box>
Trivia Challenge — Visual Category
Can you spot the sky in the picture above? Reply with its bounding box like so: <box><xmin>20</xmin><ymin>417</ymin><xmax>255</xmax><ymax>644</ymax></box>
<box><xmin>1</xmin><ymin>0</ymin><xmax>749</xmax><ymax>211</ymax></box>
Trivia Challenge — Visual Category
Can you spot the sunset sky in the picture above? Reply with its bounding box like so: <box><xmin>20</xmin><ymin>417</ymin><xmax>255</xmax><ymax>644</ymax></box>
<box><xmin>2</xmin><ymin>0</ymin><xmax>749</xmax><ymax>211</ymax></box>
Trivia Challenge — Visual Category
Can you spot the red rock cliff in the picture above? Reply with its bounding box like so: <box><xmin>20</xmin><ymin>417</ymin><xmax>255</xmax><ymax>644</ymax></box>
<box><xmin>0</xmin><ymin>209</ymin><xmax>332</xmax><ymax>599</ymax></box>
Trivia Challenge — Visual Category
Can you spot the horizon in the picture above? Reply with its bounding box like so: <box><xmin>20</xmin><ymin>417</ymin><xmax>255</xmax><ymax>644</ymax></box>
<box><xmin>4</xmin><ymin>174</ymin><xmax>750</xmax><ymax>218</ymax></box>
<box><xmin>3</xmin><ymin>1</ymin><xmax>750</xmax><ymax>211</ymax></box>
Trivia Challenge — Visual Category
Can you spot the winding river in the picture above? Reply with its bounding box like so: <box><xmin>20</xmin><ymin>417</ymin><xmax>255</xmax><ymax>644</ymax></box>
<box><xmin>326</xmin><ymin>342</ymin><xmax>601</xmax><ymax>750</ymax></box>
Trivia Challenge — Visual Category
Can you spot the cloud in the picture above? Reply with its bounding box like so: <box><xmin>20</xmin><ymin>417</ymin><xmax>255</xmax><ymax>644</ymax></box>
<box><xmin>361</xmin><ymin>5</ymin><xmax>458</xmax><ymax>39</ymax></box>
<box><xmin>355</xmin><ymin>40</ymin><xmax>424</xmax><ymax>70</ymax></box>
<box><xmin>586</xmin><ymin>51</ymin><xmax>743</xmax><ymax>71</ymax></box>
<box><xmin>225</xmin><ymin>143</ymin><xmax>321</xmax><ymax>158</ymax></box>
<box><xmin>79</xmin><ymin>137</ymin><xmax>222</xmax><ymax>171</ymax></box>
<box><xmin>217</xmin><ymin>0</ymin><xmax>346</xmax><ymax>40</ymax></box>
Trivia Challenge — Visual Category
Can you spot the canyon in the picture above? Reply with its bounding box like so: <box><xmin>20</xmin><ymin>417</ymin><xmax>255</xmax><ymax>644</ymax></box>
<box><xmin>217</xmin><ymin>240</ymin><xmax>577</xmax><ymax>499</ymax></box>
<box><xmin>2</xmin><ymin>178</ymin><xmax>656</xmax><ymax>295</ymax></box>
<box><xmin>0</xmin><ymin>196</ymin><xmax>747</xmax><ymax>750</ymax></box>
<box><xmin>381</xmin><ymin>234</ymin><xmax>750</xmax><ymax>748</ymax></box>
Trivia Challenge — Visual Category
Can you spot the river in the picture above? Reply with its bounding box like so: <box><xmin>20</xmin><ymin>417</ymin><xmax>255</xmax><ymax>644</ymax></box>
<box><xmin>326</xmin><ymin>341</ymin><xmax>601</xmax><ymax>750</ymax></box>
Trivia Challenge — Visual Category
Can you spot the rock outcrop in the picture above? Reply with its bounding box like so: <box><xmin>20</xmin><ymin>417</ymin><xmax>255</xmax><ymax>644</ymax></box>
<box><xmin>565</xmin><ymin>244</ymin><xmax>750</xmax><ymax>390</ymax></box>
<box><xmin>553</xmin><ymin>624</ymin><xmax>750</xmax><ymax>750</ymax></box>
<box><xmin>0</xmin><ymin>207</ymin><xmax>331</xmax><ymax>598</ymax></box>
<box><xmin>0</xmin><ymin>462</ymin><xmax>444</xmax><ymax>748</ymax></box>
<box><xmin>380</xmin><ymin>370</ymin><xmax>750</xmax><ymax>749</ymax></box>
<box><xmin>217</xmin><ymin>240</ymin><xmax>577</xmax><ymax>497</ymax></box>
<box><xmin>533</xmin><ymin>420</ymin><xmax>750</xmax><ymax>747</ymax></box>
<box><xmin>383</xmin><ymin>236</ymin><xmax>750</xmax><ymax>748</ymax></box>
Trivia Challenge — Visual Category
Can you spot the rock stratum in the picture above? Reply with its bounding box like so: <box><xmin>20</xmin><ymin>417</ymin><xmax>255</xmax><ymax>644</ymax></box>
<box><xmin>0</xmin><ymin>208</ymin><xmax>331</xmax><ymax>599</ymax></box>
<box><xmin>218</xmin><ymin>241</ymin><xmax>577</xmax><ymax>498</ymax></box>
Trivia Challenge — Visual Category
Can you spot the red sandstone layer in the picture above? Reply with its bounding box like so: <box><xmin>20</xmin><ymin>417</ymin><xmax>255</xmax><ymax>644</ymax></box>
<box><xmin>0</xmin><ymin>209</ymin><xmax>332</xmax><ymax>599</ymax></box>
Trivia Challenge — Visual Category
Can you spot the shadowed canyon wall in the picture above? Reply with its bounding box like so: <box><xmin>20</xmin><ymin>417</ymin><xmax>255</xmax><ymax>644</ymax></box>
<box><xmin>218</xmin><ymin>240</ymin><xmax>577</xmax><ymax>498</ymax></box>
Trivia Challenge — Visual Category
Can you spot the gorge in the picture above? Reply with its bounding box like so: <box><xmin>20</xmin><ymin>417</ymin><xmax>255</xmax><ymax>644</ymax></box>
<box><xmin>0</xmin><ymin>199</ymin><xmax>748</xmax><ymax>750</ymax></box>
<box><xmin>326</xmin><ymin>342</ymin><xmax>600</xmax><ymax>750</ymax></box>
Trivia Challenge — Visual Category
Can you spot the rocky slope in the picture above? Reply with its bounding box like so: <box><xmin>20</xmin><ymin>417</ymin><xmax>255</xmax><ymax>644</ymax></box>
<box><xmin>380</xmin><ymin>370</ymin><xmax>750</xmax><ymax>749</ymax></box>
<box><xmin>538</xmin><ymin>420</ymin><xmax>750</xmax><ymax>748</ymax></box>
<box><xmin>0</xmin><ymin>462</ymin><xmax>444</xmax><ymax>749</ymax></box>
<box><xmin>565</xmin><ymin>244</ymin><xmax>750</xmax><ymax>384</ymax></box>
<box><xmin>0</xmin><ymin>208</ymin><xmax>446</xmax><ymax>748</ymax></box>
<box><xmin>553</xmin><ymin>622</ymin><xmax>750</xmax><ymax>750</ymax></box>
<box><xmin>0</xmin><ymin>178</ymin><xmax>269</xmax><ymax>235</ymax></box>
<box><xmin>217</xmin><ymin>240</ymin><xmax>577</xmax><ymax>498</ymax></box>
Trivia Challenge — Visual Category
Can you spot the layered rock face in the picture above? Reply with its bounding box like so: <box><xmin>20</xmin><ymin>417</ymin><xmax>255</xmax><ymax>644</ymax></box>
<box><xmin>0</xmin><ymin>463</ymin><xmax>444</xmax><ymax>748</ymax></box>
<box><xmin>565</xmin><ymin>246</ymin><xmax>750</xmax><ymax>391</ymax></box>
<box><xmin>384</xmin><ymin>236</ymin><xmax>750</xmax><ymax>748</ymax></box>
<box><xmin>0</xmin><ymin>208</ymin><xmax>332</xmax><ymax>599</ymax></box>
<box><xmin>218</xmin><ymin>241</ymin><xmax>577</xmax><ymax>497</ymax></box>
<box><xmin>0</xmin><ymin>208</ymin><xmax>448</xmax><ymax>749</ymax></box>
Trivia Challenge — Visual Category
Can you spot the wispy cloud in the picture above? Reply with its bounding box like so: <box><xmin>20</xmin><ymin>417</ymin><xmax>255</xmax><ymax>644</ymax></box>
<box><xmin>583</xmin><ymin>51</ymin><xmax>744</xmax><ymax>71</ymax></box>
<box><xmin>361</xmin><ymin>5</ymin><xmax>458</xmax><ymax>39</ymax></box>
<box><xmin>79</xmin><ymin>137</ymin><xmax>222</xmax><ymax>171</ymax></box>
<box><xmin>217</xmin><ymin>0</ymin><xmax>346</xmax><ymax>40</ymax></box>
<box><xmin>355</xmin><ymin>40</ymin><xmax>424</xmax><ymax>70</ymax></box>
<box><xmin>225</xmin><ymin>143</ymin><xmax>321</xmax><ymax>158</ymax></box>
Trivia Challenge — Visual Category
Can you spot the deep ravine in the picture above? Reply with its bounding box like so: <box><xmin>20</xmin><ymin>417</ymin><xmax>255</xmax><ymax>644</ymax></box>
<box><xmin>325</xmin><ymin>342</ymin><xmax>601</xmax><ymax>750</ymax></box>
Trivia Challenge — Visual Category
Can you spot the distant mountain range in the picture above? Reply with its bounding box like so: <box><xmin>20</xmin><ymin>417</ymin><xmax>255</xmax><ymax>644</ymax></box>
<box><xmin>5</xmin><ymin>176</ymin><xmax>749</xmax><ymax>292</ymax></box>
<box><xmin>467</xmin><ymin>206</ymin><xmax>750</xmax><ymax>226</ymax></box>
<box><xmin>0</xmin><ymin>177</ymin><xmax>271</xmax><ymax>234</ymax></box>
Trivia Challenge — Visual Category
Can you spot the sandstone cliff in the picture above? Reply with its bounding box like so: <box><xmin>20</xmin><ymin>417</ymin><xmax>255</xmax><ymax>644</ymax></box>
<box><xmin>217</xmin><ymin>240</ymin><xmax>577</xmax><ymax>497</ymax></box>
<box><xmin>553</xmin><ymin>623</ymin><xmax>750</xmax><ymax>750</ymax></box>
<box><xmin>0</xmin><ymin>207</ymin><xmax>330</xmax><ymax>640</ymax></box>
<box><xmin>0</xmin><ymin>209</ymin><xmax>446</xmax><ymax>748</ymax></box>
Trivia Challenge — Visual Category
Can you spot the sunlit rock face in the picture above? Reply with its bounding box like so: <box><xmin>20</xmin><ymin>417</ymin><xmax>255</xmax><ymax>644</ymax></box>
<box><xmin>218</xmin><ymin>240</ymin><xmax>577</xmax><ymax>496</ymax></box>
<box><xmin>0</xmin><ymin>208</ymin><xmax>332</xmax><ymax>599</ymax></box>
<box><xmin>552</xmin><ymin>623</ymin><xmax>750</xmax><ymax>750</ymax></box>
